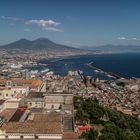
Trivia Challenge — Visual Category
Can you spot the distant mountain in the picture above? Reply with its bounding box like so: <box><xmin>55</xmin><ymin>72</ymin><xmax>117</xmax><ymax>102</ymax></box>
<box><xmin>79</xmin><ymin>44</ymin><xmax>140</xmax><ymax>53</ymax></box>
<box><xmin>0</xmin><ymin>38</ymin><xmax>87</xmax><ymax>53</ymax></box>
<box><xmin>2</xmin><ymin>39</ymin><xmax>139</xmax><ymax>54</ymax></box>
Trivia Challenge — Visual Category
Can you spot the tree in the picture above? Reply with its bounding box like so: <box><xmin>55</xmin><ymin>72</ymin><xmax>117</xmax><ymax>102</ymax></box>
<box><xmin>81</xmin><ymin>128</ymin><xmax>98</xmax><ymax>140</ymax></box>
<box><xmin>102</xmin><ymin>123</ymin><xmax>120</xmax><ymax>135</ymax></box>
<box><xmin>101</xmin><ymin>123</ymin><xmax>121</xmax><ymax>140</ymax></box>
<box><xmin>76</xmin><ymin>109</ymin><xmax>89</xmax><ymax>124</ymax></box>
<box><xmin>106</xmin><ymin>108</ymin><xmax>122</xmax><ymax>122</ymax></box>
<box><xmin>121</xmin><ymin>130</ymin><xmax>138</xmax><ymax>140</ymax></box>
<box><xmin>99</xmin><ymin>133</ymin><xmax>116</xmax><ymax>140</ymax></box>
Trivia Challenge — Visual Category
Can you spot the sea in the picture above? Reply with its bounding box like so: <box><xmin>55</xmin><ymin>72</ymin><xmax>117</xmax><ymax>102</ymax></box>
<box><xmin>39</xmin><ymin>53</ymin><xmax>140</xmax><ymax>79</ymax></box>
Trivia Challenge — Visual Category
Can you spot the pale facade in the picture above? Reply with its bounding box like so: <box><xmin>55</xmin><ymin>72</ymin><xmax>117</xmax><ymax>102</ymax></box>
<box><xmin>44</xmin><ymin>94</ymin><xmax>73</xmax><ymax>110</ymax></box>
<box><xmin>0</xmin><ymin>86</ymin><xmax>29</xmax><ymax>100</ymax></box>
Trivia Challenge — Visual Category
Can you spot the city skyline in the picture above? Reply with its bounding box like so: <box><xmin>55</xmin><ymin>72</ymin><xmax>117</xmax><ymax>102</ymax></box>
<box><xmin>0</xmin><ymin>0</ymin><xmax>140</xmax><ymax>46</ymax></box>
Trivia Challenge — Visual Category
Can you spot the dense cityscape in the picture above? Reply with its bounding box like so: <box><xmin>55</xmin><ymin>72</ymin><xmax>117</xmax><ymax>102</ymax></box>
<box><xmin>0</xmin><ymin>41</ymin><xmax>140</xmax><ymax>139</ymax></box>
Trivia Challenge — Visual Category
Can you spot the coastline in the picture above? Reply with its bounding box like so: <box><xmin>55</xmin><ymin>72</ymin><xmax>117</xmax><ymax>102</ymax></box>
<box><xmin>37</xmin><ymin>53</ymin><xmax>140</xmax><ymax>79</ymax></box>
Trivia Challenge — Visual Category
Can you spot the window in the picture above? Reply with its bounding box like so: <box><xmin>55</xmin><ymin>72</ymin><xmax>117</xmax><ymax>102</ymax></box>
<box><xmin>35</xmin><ymin>135</ymin><xmax>38</xmax><ymax>139</ymax></box>
<box><xmin>0</xmin><ymin>93</ymin><xmax>2</xmax><ymax>96</ymax></box>
<box><xmin>6</xmin><ymin>93</ymin><xmax>8</xmax><ymax>97</ymax></box>
<box><xmin>20</xmin><ymin>136</ymin><xmax>23</xmax><ymax>138</ymax></box>
<box><xmin>52</xmin><ymin>104</ymin><xmax>54</xmax><ymax>109</ymax></box>
<box><xmin>7</xmin><ymin>81</ymin><xmax>12</xmax><ymax>86</ymax></box>
<box><xmin>5</xmin><ymin>136</ymin><xmax>8</xmax><ymax>138</ymax></box>
<box><xmin>59</xmin><ymin>104</ymin><xmax>62</xmax><ymax>109</ymax></box>
<box><xmin>29</xmin><ymin>102</ymin><xmax>32</xmax><ymax>106</ymax></box>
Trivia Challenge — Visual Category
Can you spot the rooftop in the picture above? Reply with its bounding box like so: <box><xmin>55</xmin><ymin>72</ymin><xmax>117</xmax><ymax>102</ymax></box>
<box><xmin>26</xmin><ymin>92</ymin><xmax>44</xmax><ymax>98</ymax></box>
<box><xmin>1</xmin><ymin>112</ymin><xmax>62</xmax><ymax>134</ymax></box>
<box><xmin>0</xmin><ymin>79</ymin><xmax>43</xmax><ymax>89</ymax></box>
<box><xmin>0</xmin><ymin>109</ymin><xmax>16</xmax><ymax>121</ymax></box>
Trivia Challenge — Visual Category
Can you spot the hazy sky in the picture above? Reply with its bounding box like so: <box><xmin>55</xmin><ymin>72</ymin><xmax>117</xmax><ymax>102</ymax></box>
<box><xmin>0</xmin><ymin>0</ymin><xmax>140</xmax><ymax>46</ymax></box>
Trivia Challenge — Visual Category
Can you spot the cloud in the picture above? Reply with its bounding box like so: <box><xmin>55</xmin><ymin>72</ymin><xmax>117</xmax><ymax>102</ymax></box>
<box><xmin>1</xmin><ymin>16</ymin><xmax>24</xmax><ymax>21</ymax></box>
<box><xmin>118</xmin><ymin>37</ymin><xmax>126</xmax><ymax>40</ymax></box>
<box><xmin>131</xmin><ymin>38</ymin><xmax>140</xmax><ymax>41</ymax></box>
<box><xmin>131</xmin><ymin>38</ymin><xmax>137</xmax><ymax>40</ymax></box>
<box><xmin>1</xmin><ymin>16</ymin><xmax>63</xmax><ymax>32</ymax></box>
<box><xmin>26</xmin><ymin>19</ymin><xmax>60</xmax><ymax>26</ymax></box>
<box><xmin>43</xmin><ymin>27</ymin><xmax>63</xmax><ymax>32</ymax></box>
<box><xmin>117</xmin><ymin>37</ymin><xmax>140</xmax><ymax>41</ymax></box>
<box><xmin>24</xmin><ymin>28</ymin><xmax>31</xmax><ymax>32</ymax></box>
<box><xmin>26</xmin><ymin>19</ymin><xmax>62</xmax><ymax>32</ymax></box>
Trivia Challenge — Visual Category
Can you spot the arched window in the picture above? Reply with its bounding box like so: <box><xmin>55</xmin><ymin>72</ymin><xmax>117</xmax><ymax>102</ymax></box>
<box><xmin>29</xmin><ymin>102</ymin><xmax>32</xmax><ymax>106</ymax></box>
<box><xmin>59</xmin><ymin>104</ymin><xmax>62</xmax><ymax>109</ymax></box>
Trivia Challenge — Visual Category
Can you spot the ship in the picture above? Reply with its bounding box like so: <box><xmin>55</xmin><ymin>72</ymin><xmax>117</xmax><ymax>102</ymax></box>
<box><xmin>94</xmin><ymin>70</ymin><xmax>100</xmax><ymax>73</ymax></box>
<box><xmin>11</xmin><ymin>64</ymin><xmax>23</xmax><ymax>69</ymax></box>
<box><xmin>41</xmin><ymin>68</ymin><xmax>50</xmax><ymax>73</ymax></box>
<box><xmin>46</xmin><ymin>71</ymin><xmax>54</xmax><ymax>75</ymax></box>
<box><xmin>30</xmin><ymin>70</ymin><xmax>39</xmax><ymax>74</ymax></box>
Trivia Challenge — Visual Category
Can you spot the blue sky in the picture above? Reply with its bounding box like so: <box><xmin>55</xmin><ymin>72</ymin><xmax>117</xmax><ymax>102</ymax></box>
<box><xmin>0</xmin><ymin>0</ymin><xmax>140</xmax><ymax>46</ymax></box>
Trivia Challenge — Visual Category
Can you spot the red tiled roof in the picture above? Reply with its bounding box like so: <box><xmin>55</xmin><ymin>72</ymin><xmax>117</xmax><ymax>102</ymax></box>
<box><xmin>78</xmin><ymin>125</ymin><xmax>92</xmax><ymax>132</ymax></box>
<box><xmin>0</xmin><ymin>79</ymin><xmax>43</xmax><ymax>89</ymax></box>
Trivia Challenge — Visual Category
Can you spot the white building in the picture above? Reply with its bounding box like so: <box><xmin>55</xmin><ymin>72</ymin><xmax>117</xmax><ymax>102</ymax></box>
<box><xmin>0</xmin><ymin>79</ymin><xmax>46</xmax><ymax>100</ymax></box>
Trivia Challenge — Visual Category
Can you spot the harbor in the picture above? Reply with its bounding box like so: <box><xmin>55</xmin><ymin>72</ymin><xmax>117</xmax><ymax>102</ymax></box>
<box><xmin>86</xmin><ymin>62</ymin><xmax>122</xmax><ymax>79</ymax></box>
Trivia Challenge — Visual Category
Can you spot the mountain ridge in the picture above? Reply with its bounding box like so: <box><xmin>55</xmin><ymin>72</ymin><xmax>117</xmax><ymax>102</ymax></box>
<box><xmin>2</xmin><ymin>38</ymin><xmax>140</xmax><ymax>54</ymax></box>
<box><xmin>79</xmin><ymin>44</ymin><xmax>140</xmax><ymax>53</ymax></box>
<box><xmin>0</xmin><ymin>38</ymin><xmax>85</xmax><ymax>53</ymax></box>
